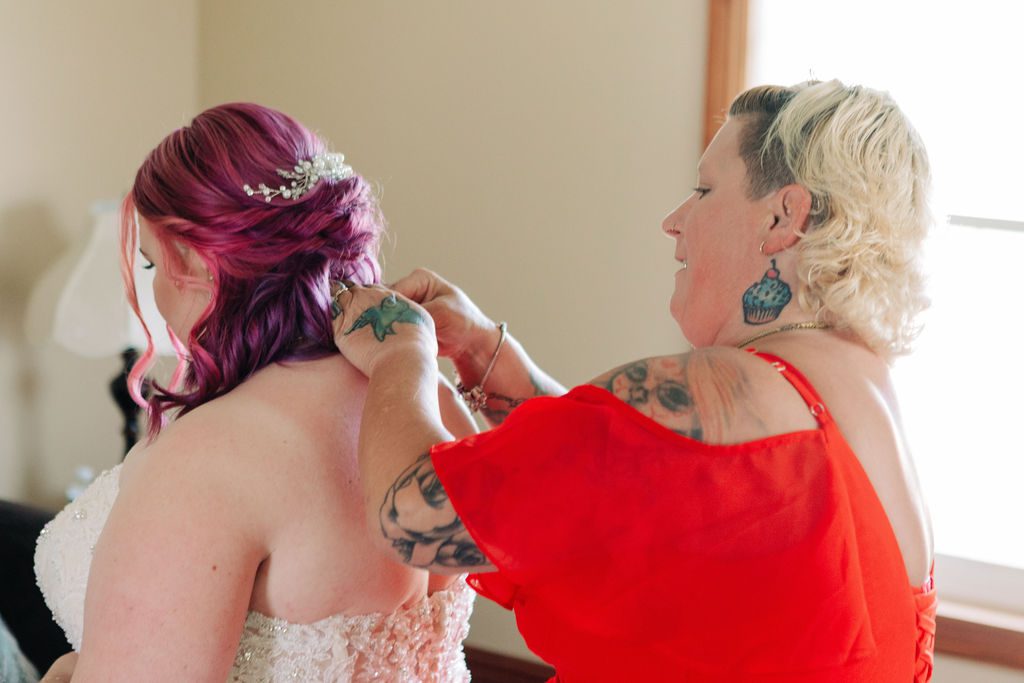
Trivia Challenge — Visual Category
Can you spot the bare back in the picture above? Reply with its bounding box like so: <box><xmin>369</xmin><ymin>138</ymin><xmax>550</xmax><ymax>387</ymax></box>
<box><xmin>121</xmin><ymin>355</ymin><xmax>431</xmax><ymax>623</ymax></box>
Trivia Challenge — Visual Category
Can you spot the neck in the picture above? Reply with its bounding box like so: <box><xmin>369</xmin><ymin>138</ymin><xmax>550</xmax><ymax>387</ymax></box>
<box><xmin>711</xmin><ymin>307</ymin><xmax>825</xmax><ymax>349</ymax></box>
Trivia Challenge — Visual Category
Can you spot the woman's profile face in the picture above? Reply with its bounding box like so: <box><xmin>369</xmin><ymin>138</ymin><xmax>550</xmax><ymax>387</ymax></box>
<box><xmin>137</xmin><ymin>218</ymin><xmax>210</xmax><ymax>342</ymax></box>
<box><xmin>661</xmin><ymin>117</ymin><xmax>772</xmax><ymax>346</ymax></box>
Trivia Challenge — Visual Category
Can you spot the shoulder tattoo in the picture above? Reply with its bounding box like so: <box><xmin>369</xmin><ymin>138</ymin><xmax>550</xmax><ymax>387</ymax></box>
<box><xmin>591</xmin><ymin>351</ymin><xmax>749</xmax><ymax>442</ymax></box>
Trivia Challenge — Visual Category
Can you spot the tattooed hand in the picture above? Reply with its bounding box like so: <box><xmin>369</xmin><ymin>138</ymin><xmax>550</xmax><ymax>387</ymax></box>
<box><xmin>390</xmin><ymin>269</ymin><xmax>497</xmax><ymax>362</ymax></box>
<box><xmin>346</xmin><ymin>294</ymin><xmax>424</xmax><ymax>342</ymax></box>
<box><xmin>331</xmin><ymin>283</ymin><xmax>437</xmax><ymax>376</ymax></box>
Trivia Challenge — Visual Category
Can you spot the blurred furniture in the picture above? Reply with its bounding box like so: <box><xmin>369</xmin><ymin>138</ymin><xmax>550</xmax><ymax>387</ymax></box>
<box><xmin>0</xmin><ymin>500</ymin><xmax>68</xmax><ymax>674</ymax></box>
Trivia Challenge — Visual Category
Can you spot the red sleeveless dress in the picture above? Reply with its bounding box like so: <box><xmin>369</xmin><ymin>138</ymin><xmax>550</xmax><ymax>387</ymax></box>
<box><xmin>431</xmin><ymin>352</ymin><xmax>936</xmax><ymax>681</ymax></box>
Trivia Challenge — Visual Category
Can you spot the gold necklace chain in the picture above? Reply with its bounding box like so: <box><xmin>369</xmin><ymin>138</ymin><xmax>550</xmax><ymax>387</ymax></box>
<box><xmin>735</xmin><ymin>321</ymin><xmax>833</xmax><ymax>349</ymax></box>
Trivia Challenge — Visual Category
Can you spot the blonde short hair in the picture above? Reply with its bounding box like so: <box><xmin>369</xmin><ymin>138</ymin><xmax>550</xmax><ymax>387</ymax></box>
<box><xmin>729</xmin><ymin>80</ymin><xmax>931</xmax><ymax>358</ymax></box>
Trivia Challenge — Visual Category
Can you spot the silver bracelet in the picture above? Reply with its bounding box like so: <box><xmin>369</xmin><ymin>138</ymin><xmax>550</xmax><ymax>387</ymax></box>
<box><xmin>456</xmin><ymin>321</ymin><xmax>507</xmax><ymax>412</ymax></box>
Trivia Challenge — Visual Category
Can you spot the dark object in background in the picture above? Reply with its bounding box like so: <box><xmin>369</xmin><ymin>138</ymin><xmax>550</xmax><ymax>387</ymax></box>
<box><xmin>0</xmin><ymin>500</ymin><xmax>69</xmax><ymax>673</ymax></box>
<box><xmin>110</xmin><ymin>347</ymin><xmax>146</xmax><ymax>458</ymax></box>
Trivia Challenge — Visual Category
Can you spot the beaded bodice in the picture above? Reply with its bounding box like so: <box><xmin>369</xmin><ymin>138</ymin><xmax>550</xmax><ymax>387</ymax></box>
<box><xmin>34</xmin><ymin>465</ymin><xmax>474</xmax><ymax>682</ymax></box>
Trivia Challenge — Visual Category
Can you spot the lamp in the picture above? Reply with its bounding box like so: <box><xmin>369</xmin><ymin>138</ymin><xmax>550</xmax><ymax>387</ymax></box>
<box><xmin>47</xmin><ymin>201</ymin><xmax>177</xmax><ymax>454</ymax></box>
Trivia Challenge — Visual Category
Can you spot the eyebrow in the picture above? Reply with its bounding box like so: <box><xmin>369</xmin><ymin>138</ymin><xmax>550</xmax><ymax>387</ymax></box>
<box><xmin>138</xmin><ymin>247</ymin><xmax>150</xmax><ymax>260</ymax></box>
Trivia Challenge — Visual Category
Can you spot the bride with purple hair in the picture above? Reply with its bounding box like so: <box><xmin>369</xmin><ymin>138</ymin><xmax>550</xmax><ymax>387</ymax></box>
<box><xmin>34</xmin><ymin>103</ymin><xmax>475</xmax><ymax>682</ymax></box>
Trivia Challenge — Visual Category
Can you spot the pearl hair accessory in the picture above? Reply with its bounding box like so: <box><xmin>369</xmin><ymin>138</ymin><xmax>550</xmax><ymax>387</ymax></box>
<box><xmin>242</xmin><ymin>152</ymin><xmax>353</xmax><ymax>203</ymax></box>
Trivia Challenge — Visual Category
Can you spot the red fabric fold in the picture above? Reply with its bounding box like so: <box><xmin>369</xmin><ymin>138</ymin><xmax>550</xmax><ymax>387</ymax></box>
<box><xmin>913</xmin><ymin>582</ymin><xmax>937</xmax><ymax>683</ymax></box>
<box><xmin>431</xmin><ymin>382</ymin><xmax>934</xmax><ymax>681</ymax></box>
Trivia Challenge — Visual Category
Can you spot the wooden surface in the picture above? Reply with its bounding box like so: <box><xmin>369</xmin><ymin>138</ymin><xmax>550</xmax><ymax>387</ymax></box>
<box><xmin>465</xmin><ymin>646</ymin><xmax>554</xmax><ymax>683</ymax></box>
<box><xmin>703</xmin><ymin>0</ymin><xmax>749</xmax><ymax>149</ymax></box>
<box><xmin>936</xmin><ymin>613</ymin><xmax>1024</xmax><ymax>670</ymax></box>
<box><xmin>466</xmin><ymin>619</ymin><xmax>1024</xmax><ymax>680</ymax></box>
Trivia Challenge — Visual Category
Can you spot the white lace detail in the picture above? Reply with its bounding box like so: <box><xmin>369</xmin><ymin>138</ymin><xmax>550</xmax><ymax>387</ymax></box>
<box><xmin>34</xmin><ymin>464</ymin><xmax>474</xmax><ymax>682</ymax></box>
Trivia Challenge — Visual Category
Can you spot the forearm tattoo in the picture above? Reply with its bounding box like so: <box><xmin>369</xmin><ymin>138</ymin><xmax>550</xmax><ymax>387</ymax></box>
<box><xmin>380</xmin><ymin>453</ymin><xmax>489</xmax><ymax>569</ymax></box>
<box><xmin>345</xmin><ymin>293</ymin><xmax>425</xmax><ymax>342</ymax></box>
<box><xmin>480</xmin><ymin>371</ymin><xmax>551</xmax><ymax>426</ymax></box>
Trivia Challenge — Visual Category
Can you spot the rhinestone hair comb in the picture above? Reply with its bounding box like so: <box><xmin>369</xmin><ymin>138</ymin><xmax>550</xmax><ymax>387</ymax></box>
<box><xmin>243</xmin><ymin>152</ymin><xmax>353</xmax><ymax>203</ymax></box>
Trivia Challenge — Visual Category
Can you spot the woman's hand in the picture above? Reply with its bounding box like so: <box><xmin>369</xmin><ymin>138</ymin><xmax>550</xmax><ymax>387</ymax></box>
<box><xmin>331</xmin><ymin>282</ymin><xmax>438</xmax><ymax>376</ymax></box>
<box><xmin>390</xmin><ymin>269</ymin><xmax>497</xmax><ymax>363</ymax></box>
<box><xmin>390</xmin><ymin>268</ymin><xmax>567</xmax><ymax>425</ymax></box>
<box><xmin>41</xmin><ymin>652</ymin><xmax>78</xmax><ymax>682</ymax></box>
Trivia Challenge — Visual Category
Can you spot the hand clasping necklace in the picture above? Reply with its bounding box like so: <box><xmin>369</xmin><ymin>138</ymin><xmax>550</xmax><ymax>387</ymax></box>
<box><xmin>735</xmin><ymin>321</ymin><xmax>833</xmax><ymax>349</ymax></box>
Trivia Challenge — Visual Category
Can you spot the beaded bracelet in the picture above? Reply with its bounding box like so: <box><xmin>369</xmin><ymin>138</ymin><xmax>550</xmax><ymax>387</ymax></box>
<box><xmin>455</xmin><ymin>321</ymin><xmax>507</xmax><ymax>412</ymax></box>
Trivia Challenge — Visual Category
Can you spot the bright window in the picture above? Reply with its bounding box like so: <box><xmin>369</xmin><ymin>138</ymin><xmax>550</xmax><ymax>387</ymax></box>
<box><xmin>747</xmin><ymin>1</ymin><xmax>1024</xmax><ymax>584</ymax></box>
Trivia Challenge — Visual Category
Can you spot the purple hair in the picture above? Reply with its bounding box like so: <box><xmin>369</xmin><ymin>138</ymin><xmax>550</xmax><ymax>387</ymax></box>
<box><xmin>120</xmin><ymin>103</ymin><xmax>383</xmax><ymax>436</ymax></box>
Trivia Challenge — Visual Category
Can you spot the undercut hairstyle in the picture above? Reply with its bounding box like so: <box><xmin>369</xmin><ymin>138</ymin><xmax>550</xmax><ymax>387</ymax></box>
<box><xmin>120</xmin><ymin>103</ymin><xmax>384</xmax><ymax>435</ymax></box>
<box><xmin>729</xmin><ymin>80</ymin><xmax>932</xmax><ymax>358</ymax></box>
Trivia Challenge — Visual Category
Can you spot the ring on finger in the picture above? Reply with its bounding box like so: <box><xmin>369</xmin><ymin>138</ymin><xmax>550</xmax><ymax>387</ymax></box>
<box><xmin>330</xmin><ymin>280</ymin><xmax>354</xmax><ymax>319</ymax></box>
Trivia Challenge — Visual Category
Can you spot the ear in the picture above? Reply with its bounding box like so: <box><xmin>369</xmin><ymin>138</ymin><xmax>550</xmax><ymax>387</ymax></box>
<box><xmin>761</xmin><ymin>184</ymin><xmax>811</xmax><ymax>255</ymax></box>
<box><xmin>181</xmin><ymin>244</ymin><xmax>212</xmax><ymax>284</ymax></box>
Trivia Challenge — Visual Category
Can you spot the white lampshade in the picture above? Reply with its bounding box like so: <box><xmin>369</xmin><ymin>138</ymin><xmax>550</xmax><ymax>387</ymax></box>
<box><xmin>50</xmin><ymin>201</ymin><xmax>177</xmax><ymax>357</ymax></box>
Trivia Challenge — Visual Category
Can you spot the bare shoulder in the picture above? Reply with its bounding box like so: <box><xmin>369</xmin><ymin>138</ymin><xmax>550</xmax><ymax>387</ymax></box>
<box><xmin>81</xmin><ymin>395</ymin><xmax>274</xmax><ymax>680</ymax></box>
<box><xmin>587</xmin><ymin>347</ymin><xmax>744</xmax><ymax>442</ymax></box>
<box><xmin>122</xmin><ymin>356</ymin><xmax>367</xmax><ymax>528</ymax></box>
<box><xmin>121</xmin><ymin>392</ymin><xmax>295</xmax><ymax>531</ymax></box>
<box><xmin>588</xmin><ymin>346</ymin><xmax>816</xmax><ymax>444</ymax></box>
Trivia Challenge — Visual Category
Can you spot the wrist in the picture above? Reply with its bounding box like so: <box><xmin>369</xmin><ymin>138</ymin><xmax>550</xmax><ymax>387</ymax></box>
<box><xmin>455</xmin><ymin>321</ymin><xmax>507</xmax><ymax>413</ymax></box>
<box><xmin>452</xmin><ymin>320</ymin><xmax>503</xmax><ymax>382</ymax></box>
<box><xmin>366</xmin><ymin>340</ymin><xmax>437</xmax><ymax>379</ymax></box>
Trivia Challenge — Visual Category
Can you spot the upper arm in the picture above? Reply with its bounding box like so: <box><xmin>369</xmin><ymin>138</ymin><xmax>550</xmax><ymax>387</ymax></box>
<box><xmin>589</xmin><ymin>348</ymin><xmax>753</xmax><ymax>443</ymax></box>
<box><xmin>421</xmin><ymin>377</ymin><xmax>485</xmax><ymax>581</ymax></box>
<box><xmin>378</xmin><ymin>452</ymin><xmax>496</xmax><ymax>575</ymax></box>
<box><xmin>74</xmin><ymin>426</ymin><xmax>265</xmax><ymax>682</ymax></box>
<box><xmin>429</xmin><ymin>377</ymin><xmax>478</xmax><ymax>588</ymax></box>
<box><xmin>437</xmin><ymin>373</ymin><xmax>478</xmax><ymax>439</ymax></box>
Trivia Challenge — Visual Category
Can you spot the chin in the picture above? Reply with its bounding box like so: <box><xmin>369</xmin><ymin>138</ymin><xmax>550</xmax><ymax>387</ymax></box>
<box><xmin>668</xmin><ymin>293</ymin><xmax>688</xmax><ymax>336</ymax></box>
<box><xmin>670</xmin><ymin>303</ymin><xmax>710</xmax><ymax>349</ymax></box>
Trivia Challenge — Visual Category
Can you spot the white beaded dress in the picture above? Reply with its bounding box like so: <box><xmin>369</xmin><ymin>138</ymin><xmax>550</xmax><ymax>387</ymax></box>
<box><xmin>34</xmin><ymin>464</ymin><xmax>474</xmax><ymax>682</ymax></box>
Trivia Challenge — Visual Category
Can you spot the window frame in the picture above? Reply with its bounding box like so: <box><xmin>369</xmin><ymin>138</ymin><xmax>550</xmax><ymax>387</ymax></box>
<box><xmin>704</xmin><ymin>0</ymin><xmax>1024</xmax><ymax>669</ymax></box>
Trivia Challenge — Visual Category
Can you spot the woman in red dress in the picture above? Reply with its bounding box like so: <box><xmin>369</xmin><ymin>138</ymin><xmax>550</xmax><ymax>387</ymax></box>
<box><xmin>333</xmin><ymin>80</ymin><xmax>936</xmax><ymax>681</ymax></box>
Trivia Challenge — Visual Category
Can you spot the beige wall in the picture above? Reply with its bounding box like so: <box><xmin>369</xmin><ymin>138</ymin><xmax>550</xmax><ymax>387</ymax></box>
<box><xmin>198</xmin><ymin>1</ymin><xmax>701</xmax><ymax>387</ymax></box>
<box><xmin>0</xmin><ymin>0</ymin><xmax>198</xmax><ymax>503</ymax></box>
<box><xmin>198</xmin><ymin>0</ymin><xmax>705</xmax><ymax>663</ymax></box>
<box><xmin>2</xmin><ymin>3</ymin><xmax>1019</xmax><ymax>679</ymax></box>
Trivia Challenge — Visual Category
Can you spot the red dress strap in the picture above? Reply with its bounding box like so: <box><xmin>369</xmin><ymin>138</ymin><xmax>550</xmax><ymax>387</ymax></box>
<box><xmin>750</xmin><ymin>349</ymin><xmax>937</xmax><ymax>681</ymax></box>
<box><xmin>748</xmin><ymin>350</ymin><xmax>832</xmax><ymax>428</ymax></box>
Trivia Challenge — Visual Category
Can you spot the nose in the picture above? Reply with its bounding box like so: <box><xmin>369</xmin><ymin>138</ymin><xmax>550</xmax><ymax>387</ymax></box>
<box><xmin>661</xmin><ymin>200</ymin><xmax>689</xmax><ymax>238</ymax></box>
